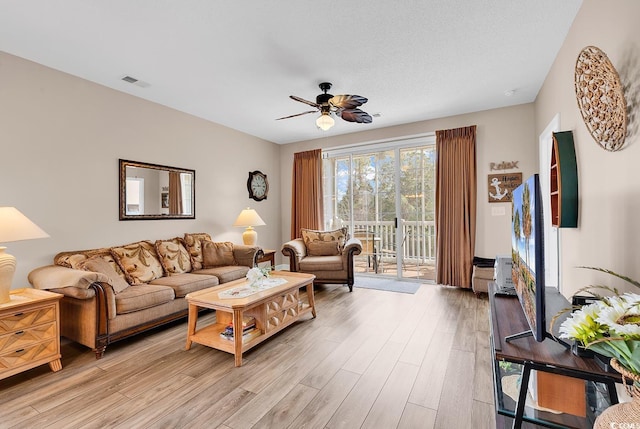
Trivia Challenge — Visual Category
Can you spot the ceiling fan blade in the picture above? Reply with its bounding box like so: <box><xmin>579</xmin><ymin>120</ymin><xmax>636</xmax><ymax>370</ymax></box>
<box><xmin>276</xmin><ymin>110</ymin><xmax>317</xmax><ymax>120</ymax></box>
<box><xmin>290</xmin><ymin>95</ymin><xmax>319</xmax><ymax>108</ymax></box>
<box><xmin>329</xmin><ymin>94</ymin><xmax>368</xmax><ymax>110</ymax></box>
<box><xmin>340</xmin><ymin>109</ymin><xmax>373</xmax><ymax>124</ymax></box>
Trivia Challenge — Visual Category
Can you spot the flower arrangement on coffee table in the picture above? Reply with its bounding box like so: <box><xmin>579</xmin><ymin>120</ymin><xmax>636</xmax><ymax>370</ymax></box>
<box><xmin>246</xmin><ymin>266</ymin><xmax>272</xmax><ymax>287</ymax></box>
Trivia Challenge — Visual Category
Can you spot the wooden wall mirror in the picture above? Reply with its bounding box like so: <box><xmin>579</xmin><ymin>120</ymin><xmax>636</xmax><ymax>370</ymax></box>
<box><xmin>119</xmin><ymin>159</ymin><xmax>195</xmax><ymax>220</ymax></box>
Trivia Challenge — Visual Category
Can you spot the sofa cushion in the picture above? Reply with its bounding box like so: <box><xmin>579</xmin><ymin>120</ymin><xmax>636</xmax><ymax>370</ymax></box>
<box><xmin>307</xmin><ymin>240</ymin><xmax>341</xmax><ymax>256</ymax></box>
<box><xmin>155</xmin><ymin>238</ymin><xmax>192</xmax><ymax>275</ymax></box>
<box><xmin>193</xmin><ymin>265</ymin><xmax>250</xmax><ymax>284</ymax></box>
<box><xmin>54</xmin><ymin>248</ymin><xmax>127</xmax><ymax>280</ymax></box>
<box><xmin>111</xmin><ymin>241</ymin><xmax>164</xmax><ymax>285</ymax></box>
<box><xmin>202</xmin><ymin>241</ymin><xmax>236</xmax><ymax>267</ymax></box>
<box><xmin>301</xmin><ymin>227</ymin><xmax>349</xmax><ymax>251</ymax></box>
<box><xmin>78</xmin><ymin>255</ymin><xmax>130</xmax><ymax>294</ymax></box>
<box><xmin>150</xmin><ymin>273</ymin><xmax>219</xmax><ymax>298</ymax></box>
<box><xmin>232</xmin><ymin>245</ymin><xmax>260</xmax><ymax>267</ymax></box>
<box><xmin>299</xmin><ymin>255</ymin><xmax>344</xmax><ymax>271</ymax></box>
<box><xmin>183</xmin><ymin>232</ymin><xmax>212</xmax><ymax>270</ymax></box>
<box><xmin>115</xmin><ymin>284</ymin><xmax>175</xmax><ymax>315</ymax></box>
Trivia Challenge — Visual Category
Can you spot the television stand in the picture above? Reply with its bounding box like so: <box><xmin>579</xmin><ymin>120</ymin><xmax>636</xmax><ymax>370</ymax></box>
<box><xmin>505</xmin><ymin>330</ymin><xmax>571</xmax><ymax>350</ymax></box>
<box><xmin>489</xmin><ymin>282</ymin><xmax>620</xmax><ymax>428</ymax></box>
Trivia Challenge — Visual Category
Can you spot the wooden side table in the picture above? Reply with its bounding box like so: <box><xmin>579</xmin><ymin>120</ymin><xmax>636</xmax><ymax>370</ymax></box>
<box><xmin>0</xmin><ymin>288</ymin><xmax>63</xmax><ymax>380</ymax></box>
<box><xmin>256</xmin><ymin>249</ymin><xmax>276</xmax><ymax>268</ymax></box>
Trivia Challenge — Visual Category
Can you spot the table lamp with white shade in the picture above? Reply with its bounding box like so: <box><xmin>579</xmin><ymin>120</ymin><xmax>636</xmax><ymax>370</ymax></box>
<box><xmin>233</xmin><ymin>208</ymin><xmax>265</xmax><ymax>246</ymax></box>
<box><xmin>0</xmin><ymin>207</ymin><xmax>49</xmax><ymax>304</ymax></box>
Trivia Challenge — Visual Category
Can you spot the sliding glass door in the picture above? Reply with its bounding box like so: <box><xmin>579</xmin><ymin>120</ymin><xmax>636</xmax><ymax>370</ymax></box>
<box><xmin>396</xmin><ymin>146</ymin><xmax>436</xmax><ymax>280</ymax></box>
<box><xmin>322</xmin><ymin>136</ymin><xmax>436</xmax><ymax>281</ymax></box>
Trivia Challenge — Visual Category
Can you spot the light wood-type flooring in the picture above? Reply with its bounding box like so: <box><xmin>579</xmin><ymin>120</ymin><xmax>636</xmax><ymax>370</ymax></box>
<box><xmin>0</xmin><ymin>281</ymin><xmax>496</xmax><ymax>429</ymax></box>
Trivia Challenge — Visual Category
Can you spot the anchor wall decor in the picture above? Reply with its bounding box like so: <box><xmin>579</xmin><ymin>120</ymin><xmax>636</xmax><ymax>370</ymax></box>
<box><xmin>487</xmin><ymin>172</ymin><xmax>522</xmax><ymax>203</ymax></box>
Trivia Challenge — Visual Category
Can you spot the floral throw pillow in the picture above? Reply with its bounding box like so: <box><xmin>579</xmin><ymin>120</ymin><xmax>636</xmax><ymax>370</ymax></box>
<box><xmin>183</xmin><ymin>232</ymin><xmax>212</xmax><ymax>270</ymax></box>
<box><xmin>55</xmin><ymin>248</ymin><xmax>127</xmax><ymax>280</ymax></box>
<box><xmin>301</xmin><ymin>227</ymin><xmax>349</xmax><ymax>251</ymax></box>
<box><xmin>110</xmin><ymin>241</ymin><xmax>164</xmax><ymax>285</ymax></box>
<box><xmin>155</xmin><ymin>238</ymin><xmax>192</xmax><ymax>274</ymax></box>
<box><xmin>78</xmin><ymin>255</ymin><xmax>131</xmax><ymax>293</ymax></box>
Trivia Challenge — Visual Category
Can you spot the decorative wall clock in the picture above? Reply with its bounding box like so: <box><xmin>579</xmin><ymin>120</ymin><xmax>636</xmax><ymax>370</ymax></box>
<box><xmin>574</xmin><ymin>45</ymin><xmax>627</xmax><ymax>152</ymax></box>
<box><xmin>247</xmin><ymin>170</ymin><xmax>268</xmax><ymax>201</ymax></box>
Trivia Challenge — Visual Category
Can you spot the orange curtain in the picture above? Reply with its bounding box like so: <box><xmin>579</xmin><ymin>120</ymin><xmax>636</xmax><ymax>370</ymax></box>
<box><xmin>168</xmin><ymin>172</ymin><xmax>183</xmax><ymax>215</ymax></box>
<box><xmin>291</xmin><ymin>149</ymin><xmax>323</xmax><ymax>239</ymax></box>
<box><xmin>435</xmin><ymin>125</ymin><xmax>477</xmax><ymax>288</ymax></box>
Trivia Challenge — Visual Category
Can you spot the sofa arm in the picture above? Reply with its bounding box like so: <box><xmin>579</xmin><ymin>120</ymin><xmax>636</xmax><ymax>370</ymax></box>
<box><xmin>28</xmin><ymin>265</ymin><xmax>109</xmax><ymax>290</ymax></box>
<box><xmin>343</xmin><ymin>238</ymin><xmax>363</xmax><ymax>257</ymax></box>
<box><xmin>232</xmin><ymin>244</ymin><xmax>261</xmax><ymax>267</ymax></box>
<box><xmin>281</xmin><ymin>239</ymin><xmax>307</xmax><ymax>272</ymax></box>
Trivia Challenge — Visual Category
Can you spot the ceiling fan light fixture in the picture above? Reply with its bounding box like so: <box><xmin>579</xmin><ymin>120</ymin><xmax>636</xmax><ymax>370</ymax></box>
<box><xmin>316</xmin><ymin>113</ymin><xmax>334</xmax><ymax>131</ymax></box>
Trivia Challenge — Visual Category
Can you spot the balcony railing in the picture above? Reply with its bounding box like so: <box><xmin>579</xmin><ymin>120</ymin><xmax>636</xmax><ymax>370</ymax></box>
<box><xmin>351</xmin><ymin>220</ymin><xmax>436</xmax><ymax>263</ymax></box>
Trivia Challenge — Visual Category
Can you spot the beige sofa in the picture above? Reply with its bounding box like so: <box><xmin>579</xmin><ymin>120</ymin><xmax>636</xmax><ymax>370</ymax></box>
<box><xmin>281</xmin><ymin>227</ymin><xmax>362</xmax><ymax>292</ymax></box>
<box><xmin>28</xmin><ymin>233</ymin><xmax>261</xmax><ymax>359</ymax></box>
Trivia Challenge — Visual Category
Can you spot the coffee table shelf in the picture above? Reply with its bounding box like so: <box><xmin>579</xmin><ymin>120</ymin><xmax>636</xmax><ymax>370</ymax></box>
<box><xmin>185</xmin><ymin>271</ymin><xmax>316</xmax><ymax>366</ymax></box>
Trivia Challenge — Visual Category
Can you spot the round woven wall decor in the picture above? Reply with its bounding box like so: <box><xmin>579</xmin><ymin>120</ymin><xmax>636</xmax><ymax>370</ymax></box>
<box><xmin>574</xmin><ymin>46</ymin><xmax>627</xmax><ymax>151</ymax></box>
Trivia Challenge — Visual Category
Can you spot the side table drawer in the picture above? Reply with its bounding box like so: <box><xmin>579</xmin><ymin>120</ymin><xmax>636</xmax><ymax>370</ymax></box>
<box><xmin>0</xmin><ymin>322</ymin><xmax>57</xmax><ymax>353</ymax></box>
<box><xmin>266</xmin><ymin>291</ymin><xmax>298</xmax><ymax>317</ymax></box>
<box><xmin>0</xmin><ymin>305</ymin><xmax>56</xmax><ymax>334</ymax></box>
<box><xmin>0</xmin><ymin>338</ymin><xmax>58</xmax><ymax>372</ymax></box>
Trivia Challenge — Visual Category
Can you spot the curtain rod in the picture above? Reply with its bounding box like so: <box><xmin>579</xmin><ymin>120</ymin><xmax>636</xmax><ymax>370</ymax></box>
<box><xmin>322</xmin><ymin>132</ymin><xmax>435</xmax><ymax>158</ymax></box>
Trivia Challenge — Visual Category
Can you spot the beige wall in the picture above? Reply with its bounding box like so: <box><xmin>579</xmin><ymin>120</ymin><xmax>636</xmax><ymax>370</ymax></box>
<box><xmin>535</xmin><ymin>0</ymin><xmax>640</xmax><ymax>296</ymax></box>
<box><xmin>0</xmin><ymin>52</ymin><xmax>281</xmax><ymax>288</ymax></box>
<box><xmin>280</xmin><ymin>103</ymin><xmax>537</xmax><ymax>264</ymax></box>
<box><xmin>9</xmin><ymin>0</ymin><xmax>635</xmax><ymax>297</ymax></box>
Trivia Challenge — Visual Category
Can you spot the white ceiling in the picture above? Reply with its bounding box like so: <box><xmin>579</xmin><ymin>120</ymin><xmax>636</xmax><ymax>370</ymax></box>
<box><xmin>0</xmin><ymin>1</ymin><xmax>582</xmax><ymax>144</ymax></box>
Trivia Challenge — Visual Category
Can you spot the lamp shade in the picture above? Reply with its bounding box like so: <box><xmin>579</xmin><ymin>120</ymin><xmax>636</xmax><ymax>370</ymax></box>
<box><xmin>316</xmin><ymin>113</ymin><xmax>335</xmax><ymax>131</ymax></box>
<box><xmin>233</xmin><ymin>208</ymin><xmax>266</xmax><ymax>228</ymax></box>
<box><xmin>0</xmin><ymin>207</ymin><xmax>49</xmax><ymax>304</ymax></box>
<box><xmin>0</xmin><ymin>207</ymin><xmax>49</xmax><ymax>243</ymax></box>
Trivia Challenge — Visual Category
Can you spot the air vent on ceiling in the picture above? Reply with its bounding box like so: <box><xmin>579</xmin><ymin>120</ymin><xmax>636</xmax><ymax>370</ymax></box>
<box><xmin>121</xmin><ymin>75</ymin><xmax>150</xmax><ymax>88</ymax></box>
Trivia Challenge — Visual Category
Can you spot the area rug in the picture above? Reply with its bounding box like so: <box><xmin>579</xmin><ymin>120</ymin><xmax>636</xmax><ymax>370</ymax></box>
<box><xmin>354</xmin><ymin>276</ymin><xmax>421</xmax><ymax>294</ymax></box>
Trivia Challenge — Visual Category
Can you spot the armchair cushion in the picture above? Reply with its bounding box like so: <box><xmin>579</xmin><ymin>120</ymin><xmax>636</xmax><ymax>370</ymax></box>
<box><xmin>299</xmin><ymin>255</ymin><xmax>344</xmax><ymax>271</ymax></box>
<box><xmin>202</xmin><ymin>241</ymin><xmax>236</xmax><ymax>268</ymax></box>
<box><xmin>78</xmin><ymin>255</ymin><xmax>130</xmax><ymax>294</ymax></box>
<box><xmin>111</xmin><ymin>241</ymin><xmax>164</xmax><ymax>285</ymax></box>
<box><xmin>307</xmin><ymin>240</ymin><xmax>341</xmax><ymax>256</ymax></box>
<box><xmin>183</xmin><ymin>232</ymin><xmax>212</xmax><ymax>270</ymax></box>
<box><xmin>301</xmin><ymin>227</ymin><xmax>349</xmax><ymax>251</ymax></box>
<box><xmin>155</xmin><ymin>238</ymin><xmax>192</xmax><ymax>275</ymax></box>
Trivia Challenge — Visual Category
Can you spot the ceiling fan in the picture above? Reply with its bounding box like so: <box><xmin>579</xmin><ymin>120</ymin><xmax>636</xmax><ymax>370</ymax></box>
<box><xmin>276</xmin><ymin>82</ymin><xmax>372</xmax><ymax>130</ymax></box>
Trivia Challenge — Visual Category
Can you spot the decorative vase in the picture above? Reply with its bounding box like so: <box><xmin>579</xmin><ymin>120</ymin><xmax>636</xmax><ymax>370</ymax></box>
<box><xmin>250</xmin><ymin>276</ymin><xmax>265</xmax><ymax>289</ymax></box>
<box><xmin>594</xmin><ymin>358</ymin><xmax>640</xmax><ymax>428</ymax></box>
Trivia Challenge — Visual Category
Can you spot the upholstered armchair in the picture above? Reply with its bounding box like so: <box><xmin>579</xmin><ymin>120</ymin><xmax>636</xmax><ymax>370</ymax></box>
<box><xmin>281</xmin><ymin>228</ymin><xmax>362</xmax><ymax>292</ymax></box>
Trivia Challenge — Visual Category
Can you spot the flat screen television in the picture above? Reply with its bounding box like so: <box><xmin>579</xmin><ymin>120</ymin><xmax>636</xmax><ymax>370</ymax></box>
<box><xmin>509</xmin><ymin>174</ymin><xmax>546</xmax><ymax>342</ymax></box>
